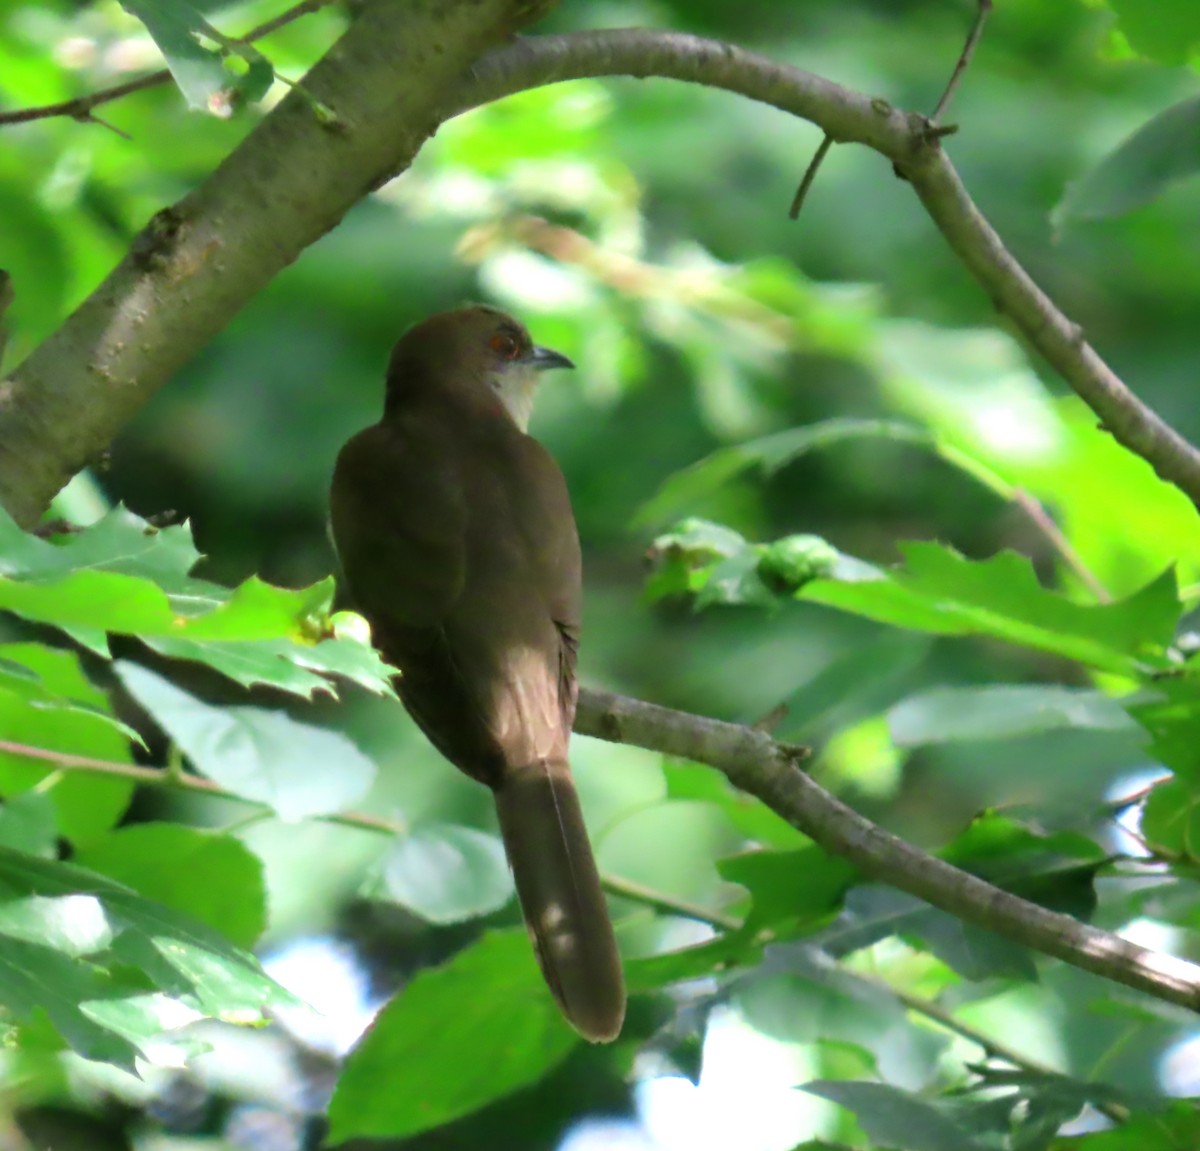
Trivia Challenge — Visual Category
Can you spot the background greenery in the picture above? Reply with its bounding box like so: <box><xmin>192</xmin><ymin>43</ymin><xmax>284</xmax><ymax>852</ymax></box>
<box><xmin>2</xmin><ymin>0</ymin><xmax>1200</xmax><ymax>1148</ymax></box>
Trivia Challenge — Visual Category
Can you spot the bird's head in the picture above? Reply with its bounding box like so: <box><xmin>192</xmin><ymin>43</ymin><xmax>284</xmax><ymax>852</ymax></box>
<box><xmin>386</xmin><ymin>305</ymin><xmax>574</xmax><ymax>431</ymax></box>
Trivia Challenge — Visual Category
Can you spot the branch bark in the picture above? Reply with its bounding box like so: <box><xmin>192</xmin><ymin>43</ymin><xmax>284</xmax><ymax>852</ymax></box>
<box><xmin>1</xmin><ymin>11</ymin><xmax>1196</xmax><ymax>1013</ymax></box>
<box><xmin>449</xmin><ymin>29</ymin><xmax>1200</xmax><ymax>509</ymax></box>
<box><xmin>0</xmin><ymin>0</ymin><xmax>539</xmax><ymax>527</ymax></box>
<box><xmin>575</xmin><ymin>687</ymin><xmax>1200</xmax><ymax>1013</ymax></box>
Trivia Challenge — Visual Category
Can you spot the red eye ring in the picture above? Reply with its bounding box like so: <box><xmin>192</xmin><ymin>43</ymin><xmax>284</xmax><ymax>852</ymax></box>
<box><xmin>490</xmin><ymin>332</ymin><xmax>521</xmax><ymax>360</ymax></box>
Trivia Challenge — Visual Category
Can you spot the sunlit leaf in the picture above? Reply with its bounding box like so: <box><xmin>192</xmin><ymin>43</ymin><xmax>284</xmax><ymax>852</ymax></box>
<box><xmin>119</xmin><ymin>0</ymin><xmax>275</xmax><ymax>115</ymax></box>
<box><xmin>0</xmin><ymin>506</ymin><xmax>395</xmax><ymax>699</ymax></box>
<box><xmin>368</xmin><ymin>824</ymin><xmax>513</xmax><ymax>925</ymax></box>
<box><xmin>0</xmin><ymin>847</ymin><xmax>298</xmax><ymax>1069</ymax></box>
<box><xmin>805</xmin><ymin>543</ymin><xmax>1181</xmax><ymax>675</ymax></box>
<box><xmin>75</xmin><ymin>823</ymin><xmax>267</xmax><ymax>948</ymax></box>
<box><xmin>328</xmin><ymin>930</ymin><xmax>578</xmax><ymax>1143</ymax></box>
<box><xmin>888</xmin><ymin>684</ymin><xmax>1135</xmax><ymax>745</ymax></box>
<box><xmin>115</xmin><ymin>662</ymin><xmax>376</xmax><ymax>821</ymax></box>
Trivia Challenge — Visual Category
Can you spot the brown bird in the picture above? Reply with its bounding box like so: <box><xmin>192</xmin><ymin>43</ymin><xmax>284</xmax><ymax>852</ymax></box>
<box><xmin>329</xmin><ymin>305</ymin><xmax>625</xmax><ymax>1042</ymax></box>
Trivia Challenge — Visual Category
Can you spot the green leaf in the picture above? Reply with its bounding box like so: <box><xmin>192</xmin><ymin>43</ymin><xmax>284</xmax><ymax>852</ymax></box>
<box><xmin>144</xmin><ymin>632</ymin><xmax>397</xmax><ymax>698</ymax></box>
<box><xmin>717</xmin><ymin>846</ymin><xmax>856</xmax><ymax>938</ymax></box>
<box><xmin>1127</xmin><ymin>679</ymin><xmax>1200</xmax><ymax>781</ymax></box>
<box><xmin>0</xmin><ymin>643</ymin><xmax>139</xmax><ymax>745</ymax></box>
<box><xmin>0</xmin><ymin>792</ymin><xmax>58</xmax><ymax>856</ymax></box>
<box><xmin>801</xmin><ymin>1080</ymin><xmax>990</xmax><ymax>1151</ymax></box>
<box><xmin>328</xmin><ymin>930</ymin><xmax>579</xmax><ymax>1143</ymax></box>
<box><xmin>75</xmin><ymin>824</ymin><xmax>266</xmax><ymax>948</ymax></box>
<box><xmin>774</xmin><ymin>631</ymin><xmax>933</xmax><ymax>742</ymax></box>
<box><xmin>0</xmin><ymin>642</ymin><xmax>138</xmax><ymax>845</ymax></box>
<box><xmin>115</xmin><ymin>662</ymin><xmax>376</xmax><ymax>821</ymax></box>
<box><xmin>829</xmin><ymin>885</ymin><xmax>1039</xmax><ymax>981</ymax></box>
<box><xmin>663</xmin><ymin>760</ymin><xmax>802</xmax><ymax>850</ymax></box>
<box><xmin>888</xmin><ymin>684</ymin><xmax>1136</xmax><ymax>745</ymax></box>
<box><xmin>625</xmin><ymin>931</ymin><xmax>761</xmax><ymax>993</ymax></box>
<box><xmin>118</xmin><ymin>0</ymin><xmax>275</xmax><ymax>115</ymax></box>
<box><xmin>368</xmin><ymin>824</ymin><xmax>513</xmax><ymax>925</ymax></box>
<box><xmin>634</xmin><ymin>419</ymin><xmax>933</xmax><ymax>529</ymax></box>
<box><xmin>940</xmin><ymin>814</ymin><xmax>1104</xmax><ymax>919</ymax></box>
<box><xmin>0</xmin><ymin>505</ymin><xmax>395</xmax><ymax>699</ymax></box>
<box><xmin>805</xmin><ymin>543</ymin><xmax>1180</xmax><ymax>675</ymax></box>
<box><xmin>1106</xmin><ymin>0</ymin><xmax>1200</xmax><ymax>64</ymax></box>
<box><xmin>1141</xmin><ymin>779</ymin><xmax>1200</xmax><ymax>859</ymax></box>
<box><xmin>0</xmin><ymin>847</ymin><xmax>298</xmax><ymax>1069</ymax></box>
<box><xmin>1056</xmin><ymin>96</ymin><xmax>1200</xmax><ymax>227</ymax></box>
<box><xmin>1051</xmin><ymin>1102</ymin><xmax>1200</xmax><ymax>1149</ymax></box>
<box><xmin>815</xmin><ymin>817</ymin><xmax>1102</xmax><ymax>976</ymax></box>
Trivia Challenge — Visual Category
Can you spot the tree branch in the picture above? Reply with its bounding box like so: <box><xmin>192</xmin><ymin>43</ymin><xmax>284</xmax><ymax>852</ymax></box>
<box><xmin>0</xmin><ymin>0</ymin><xmax>336</xmax><ymax>128</ymax></box>
<box><xmin>6</xmin><ymin>679</ymin><xmax>1198</xmax><ymax>1013</ymax></box>
<box><xmin>449</xmin><ymin>29</ymin><xmax>1200</xmax><ymax>510</ymax></box>
<box><xmin>574</xmin><ymin>687</ymin><xmax>1200</xmax><ymax>1014</ymax></box>
<box><xmin>0</xmin><ymin>733</ymin><xmax>738</xmax><ymax>933</ymax></box>
<box><xmin>0</xmin><ymin>0</ymin><xmax>543</xmax><ymax>527</ymax></box>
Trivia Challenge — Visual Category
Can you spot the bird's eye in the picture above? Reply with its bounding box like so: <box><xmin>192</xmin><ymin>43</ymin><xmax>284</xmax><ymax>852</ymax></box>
<box><xmin>490</xmin><ymin>332</ymin><xmax>521</xmax><ymax>360</ymax></box>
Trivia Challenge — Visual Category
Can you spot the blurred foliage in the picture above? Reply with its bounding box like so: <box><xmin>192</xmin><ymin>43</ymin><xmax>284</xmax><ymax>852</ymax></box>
<box><xmin>4</xmin><ymin>0</ymin><xmax>1200</xmax><ymax>1148</ymax></box>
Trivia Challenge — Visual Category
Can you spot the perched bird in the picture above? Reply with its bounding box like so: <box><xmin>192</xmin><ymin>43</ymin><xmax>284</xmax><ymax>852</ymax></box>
<box><xmin>329</xmin><ymin>306</ymin><xmax>625</xmax><ymax>1042</ymax></box>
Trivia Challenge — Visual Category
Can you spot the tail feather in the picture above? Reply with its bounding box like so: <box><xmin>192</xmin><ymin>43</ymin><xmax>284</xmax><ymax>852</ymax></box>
<box><xmin>494</xmin><ymin>759</ymin><xmax>625</xmax><ymax>1043</ymax></box>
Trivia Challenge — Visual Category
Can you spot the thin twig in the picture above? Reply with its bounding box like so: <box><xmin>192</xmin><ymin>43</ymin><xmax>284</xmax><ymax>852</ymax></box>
<box><xmin>931</xmin><ymin>0</ymin><xmax>992</xmax><ymax>125</ymax></box>
<box><xmin>880</xmin><ymin>977</ymin><xmax>1129</xmax><ymax>1123</ymax></box>
<box><xmin>601</xmin><ymin>873</ymin><xmax>741</xmax><ymax>930</ymax></box>
<box><xmin>573</xmin><ymin>687</ymin><xmax>1200</xmax><ymax>1013</ymax></box>
<box><xmin>0</xmin><ymin>736</ymin><xmax>726</xmax><ymax>918</ymax></box>
<box><xmin>0</xmin><ymin>0</ymin><xmax>335</xmax><ymax>128</ymax></box>
<box><xmin>448</xmin><ymin>31</ymin><xmax>1200</xmax><ymax>512</ymax></box>
<box><xmin>1011</xmin><ymin>488</ymin><xmax>1111</xmax><ymax>602</ymax></box>
<box><xmin>788</xmin><ymin>132</ymin><xmax>833</xmax><ymax>219</ymax></box>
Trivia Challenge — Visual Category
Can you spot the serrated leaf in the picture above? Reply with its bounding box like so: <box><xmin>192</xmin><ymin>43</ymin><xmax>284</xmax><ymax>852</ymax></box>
<box><xmin>328</xmin><ymin>930</ymin><xmax>578</xmax><ymax>1143</ymax></box>
<box><xmin>75</xmin><ymin>824</ymin><xmax>266</xmax><ymax>948</ymax></box>
<box><xmin>802</xmin><ymin>1080</ymin><xmax>990</xmax><ymax>1151</ymax></box>
<box><xmin>1127</xmin><ymin>679</ymin><xmax>1200</xmax><ymax>781</ymax></box>
<box><xmin>115</xmin><ymin>662</ymin><xmax>376</xmax><ymax>821</ymax></box>
<box><xmin>717</xmin><ymin>846</ymin><xmax>856</xmax><ymax>938</ymax></box>
<box><xmin>1056</xmin><ymin>96</ymin><xmax>1200</xmax><ymax>227</ymax></box>
<box><xmin>805</xmin><ymin>543</ymin><xmax>1180</xmax><ymax>675</ymax></box>
<box><xmin>0</xmin><ymin>847</ymin><xmax>298</xmax><ymax>1069</ymax></box>
<box><xmin>371</xmin><ymin>825</ymin><xmax>513</xmax><ymax>925</ymax></box>
<box><xmin>0</xmin><ymin>506</ymin><xmax>395</xmax><ymax>699</ymax></box>
<box><xmin>888</xmin><ymin>684</ymin><xmax>1135</xmax><ymax>746</ymax></box>
<box><xmin>1141</xmin><ymin>779</ymin><xmax>1200</xmax><ymax>859</ymax></box>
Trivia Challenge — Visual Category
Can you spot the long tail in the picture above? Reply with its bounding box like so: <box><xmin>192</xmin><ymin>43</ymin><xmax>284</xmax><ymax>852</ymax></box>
<box><xmin>493</xmin><ymin>759</ymin><xmax>625</xmax><ymax>1043</ymax></box>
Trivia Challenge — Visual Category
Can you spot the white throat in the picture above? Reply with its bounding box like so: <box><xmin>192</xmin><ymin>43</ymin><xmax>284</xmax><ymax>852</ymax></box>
<box><xmin>493</xmin><ymin>364</ymin><xmax>539</xmax><ymax>432</ymax></box>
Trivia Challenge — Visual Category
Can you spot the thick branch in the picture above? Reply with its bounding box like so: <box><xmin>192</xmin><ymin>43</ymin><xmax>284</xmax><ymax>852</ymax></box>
<box><xmin>450</xmin><ymin>30</ymin><xmax>1200</xmax><ymax>509</ymax></box>
<box><xmin>575</xmin><ymin>687</ymin><xmax>1200</xmax><ymax>1013</ymax></box>
<box><xmin>0</xmin><ymin>0</ymin><xmax>539</xmax><ymax>527</ymax></box>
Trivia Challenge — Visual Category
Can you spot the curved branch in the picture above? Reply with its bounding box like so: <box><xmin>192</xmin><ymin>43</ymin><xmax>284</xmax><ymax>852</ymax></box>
<box><xmin>575</xmin><ymin>687</ymin><xmax>1200</xmax><ymax>1013</ymax></box>
<box><xmin>0</xmin><ymin>0</ymin><xmax>543</xmax><ymax>527</ymax></box>
<box><xmin>451</xmin><ymin>29</ymin><xmax>1200</xmax><ymax>509</ymax></box>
